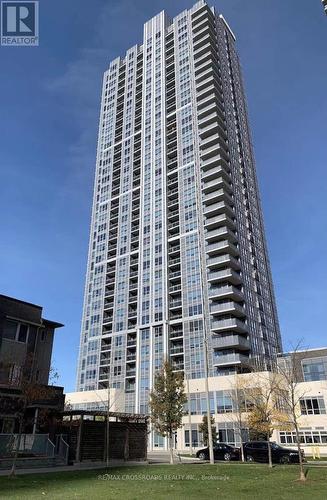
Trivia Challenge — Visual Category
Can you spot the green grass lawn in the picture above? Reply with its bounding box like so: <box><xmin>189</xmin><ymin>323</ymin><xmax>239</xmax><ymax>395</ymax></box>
<box><xmin>0</xmin><ymin>464</ymin><xmax>326</xmax><ymax>500</ymax></box>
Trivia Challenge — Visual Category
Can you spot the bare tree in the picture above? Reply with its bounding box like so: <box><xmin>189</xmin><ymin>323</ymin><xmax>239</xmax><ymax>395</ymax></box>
<box><xmin>275</xmin><ymin>344</ymin><xmax>308</xmax><ymax>482</ymax></box>
<box><xmin>246</xmin><ymin>372</ymin><xmax>289</xmax><ymax>468</ymax></box>
<box><xmin>5</xmin><ymin>357</ymin><xmax>59</xmax><ymax>477</ymax></box>
<box><xmin>227</xmin><ymin>374</ymin><xmax>250</xmax><ymax>462</ymax></box>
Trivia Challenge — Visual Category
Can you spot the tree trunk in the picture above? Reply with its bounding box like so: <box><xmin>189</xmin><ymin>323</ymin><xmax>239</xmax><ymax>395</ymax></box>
<box><xmin>294</xmin><ymin>423</ymin><xmax>306</xmax><ymax>481</ymax></box>
<box><xmin>267</xmin><ymin>437</ymin><xmax>273</xmax><ymax>468</ymax></box>
<box><xmin>169</xmin><ymin>435</ymin><xmax>174</xmax><ymax>464</ymax></box>
<box><xmin>240</xmin><ymin>442</ymin><xmax>245</xmax><ymax>462</ymax></box>
<box><xmin>9</xmin><ymin>415</ymin><xmax>24</xmax><ymax>478</ymax></box>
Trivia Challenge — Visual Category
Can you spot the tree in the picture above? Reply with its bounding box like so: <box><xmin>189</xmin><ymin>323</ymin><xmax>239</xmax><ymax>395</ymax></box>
<box><xmin>227</xmin><ymin>375</ymin><xmax>250</xmax><ymax>462</ymax></box>
<box><xmin>6</xmin><ymin>357</ymin><xmax>59</xmax><ymax>477</ymax></box>
<box><xmin>246</xmin><ymin>373</ymin><xmax>289</xmax><ymax>468</ymax></box>
<box><xmin>199</xmin><ymin>415</ymin><xmax>217</xmax><ymax>447</ymax></box>
<box><xmin>149</xmin><ymin>360</ymin><xmax>187</xmax><ymax>464</ymax></box>
<box><xmin>275</xmin><ymin>344</ymin><xmax>308</xmax><ymax>482</ymax></box>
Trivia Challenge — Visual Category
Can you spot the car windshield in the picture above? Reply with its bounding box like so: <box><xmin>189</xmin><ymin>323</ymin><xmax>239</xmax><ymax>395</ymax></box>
<box><xmin>271</xmin><ymin>443</ymin><xmax>282</xmax><ymax>450</ymax></box>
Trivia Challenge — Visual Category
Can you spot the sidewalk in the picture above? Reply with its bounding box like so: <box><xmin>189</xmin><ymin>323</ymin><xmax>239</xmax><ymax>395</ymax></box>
<box><xmin>0</xmin><ymin>460</ymin><xmax>148</xmax><ymax>476</ymax></box>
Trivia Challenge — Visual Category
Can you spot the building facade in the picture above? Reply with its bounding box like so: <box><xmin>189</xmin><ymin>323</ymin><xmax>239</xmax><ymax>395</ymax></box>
<box><xmin>70</xmin><ymin>349</ymin><xmax>327</xmax><ymax>455</ymax></box>
<box><xmin>76</xmin><ymin>1</ymin><xmax>282</xmax><ymax>439</ymax></box>
<box><xmin>0</xmin><ymin>294</ymin><xmax>64</xmax><ymax>433</ymax></box>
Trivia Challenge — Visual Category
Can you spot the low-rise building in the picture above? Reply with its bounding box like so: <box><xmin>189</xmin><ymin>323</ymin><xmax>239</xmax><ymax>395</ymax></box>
<box><xmin>67</xmin><ymin>348</ymin><xmax>327</xmax><ymax>456</ymax></box>
<box><xmin>0</xmin><ymin>294</ymin><xmax>64</xmax><ymax>433</ymax></box>
<box><xmin>65</xmin><ymin>388</ymin><xmax>125</xmax><ymax>413</ymax></box>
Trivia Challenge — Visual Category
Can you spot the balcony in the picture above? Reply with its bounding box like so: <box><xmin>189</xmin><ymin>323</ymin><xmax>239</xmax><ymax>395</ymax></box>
<box><xmin>212</xmin><ymin>334</ymin><xmax>250</xmax><ymax>351</ymax></box>
<box><xmin>213</xmin><ymin>352</ymin><xmax>250</xmax><ymax>367</ymax></box>
<box><xmin>104</xmin><ymin>301</ymin><xmax>114</xmax><ymax>310</ymax></box>
<box><xmin>193</xmin><ymin>40</ymin><xmax>212</xmax><ymax>59</ymax></box>
<box><xmin>169</xmin><ymin>299</ymin><xmax>182</xmax><ymax>309</ymax></box>
<box><xmin>168</xmin><ymin>244</ymin><xmax>180</xmax><ymax>254</ymax></box>
<box><xmin>169</xmin><ymin>284</ymin><xmax>182</xmax><ymax>294</ymax></box>
<box><xmin>202</xmin><ymin>165</ymin><xmax>231</xmax><ymax>183</ymax></box>
<box><xmin>127</xmin><ymin>338</ymin><xmax>137</xmax><ymax>347</ymax></box>
<box><xmin>197</xmin><ymin>100</ymin><xmax>217</xmax><ymax>121</ymax></box>
<box><xmin>210</xmin><ymin>301</ymin><xmax>246</xmax><ymax>317</ymax></box>
<box><xmin>195</xmin><ymin>65</ymin><xmax>216</xmax><ymax>86</ymax></box>
<box><xmin>211</xmin><ymin>318</ymin><xmax>248</xmax><ymax>334</ymax></box>
<box><xmin>199</xmin><ymin>138</ymin><xmax>227</xmax><ymax>160</ymax></box>
<box><xmin>169</xmin><ymin>257</ymin><xmax>180</xmax><ymax>267</ymax></box>
<box><xmin>172</xmin><ymin>362</ymin><xmax>184</xmax><ymax>371</ymax></box>
<box><xmin>169</xmin><ymin>270</ymin><xmax>181</xmax><ymax>281</ymax></box>
<box><xmin>205</xmin><ymin>226</ymin><xmax>237</xmax><ymax>244</ymax></box>
<box><xmin>203</xmin><ymin>200</ymin><xmax>234</xmax><ymax>218</ymax></box>
<box><xmin>126</xmin><ymin>370</ymin><xmax>136</xmax><ymax>378</ymax></box>
<box><xmin>170</xmin><ymin>311</ymin><xmax>183</xmax><ymax>320</ymax></box>
<box><xmin>129</xmin><ymin>294</ymin><xmax>138</xmax><ymax>304</ymax></box>
<box><xmin>168</xmin><ymin>221</ymin><xmax>180</xmax><ymax>234</ymax></box>
<box><xmin>126</xmin><ymin>353</ymin><xmax>136</xmax><ymax>361</ymax></box>
<box><xmin>203</xmin><ymin>189</ymin><xmax>233</xmax><ymax>207</ymax></box>
<box><xmin>196</xmin><ymin>83</ymin><xmax>218</xmax><ymax>103</ymax></box>
<box><xmin>206</xmin><ymin>254</ymin><xmax>240</xmax><ymax>271</ymax></box>
<box><xmin>170</xmin><ymin>346</ymin><xmax>184</xmax><ymax>356</ymax></box>
<box><xmin>205</xmin><ymin>214</ymin><xmax>235</xmax><ymax>231</ymax></box>
<box><xmin>168</xmin><ymin>187</ymin><xmax>179</xmax><ymax>198</ymax></box>
<box><xmin>170</xmin><ymin>329</ymin><xmax>183</xmax><ymax>339</ymax></box>
<box><xmin>168</xmin><ymin>208</ymin><xmax>179</xmax><ymax>221</ymax></box>
<box><xmin>207</xmin><ymin>268</ymin><xmax>241</xmax><ymax>285</ymax></box>
<box><xmin>208</xmin><ymin>285</ymin><xmax>243</xmax><ymax>302</ymax></box>
<box><xmin>203</xmin><ymin>172</ymin><xmax>231</xmax><ymax>190</ymax></box>
<box><xmin>206</xmin><ymin>239</ymin><xmax>239</xmax><ymax>257</ymax></box>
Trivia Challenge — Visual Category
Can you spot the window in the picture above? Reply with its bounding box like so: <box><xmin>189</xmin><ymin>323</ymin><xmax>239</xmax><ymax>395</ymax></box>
<box><xmin>302</xmin><ymin>357</ymin><xmax>327</xmax><ymax>381</ymax></box>
<box><xmin>184</xmin><ymin>427</ymin><xmax>203</xmax><ymax>447</ymax></box>
<box><xmin>153</xmin><ymin>432</ymin><xmax>164</xmax><ymax>448</ymax></box>
<box><xmin>3</xmin><ymin>320</ymin><xmax>18</xmax><ymax>340</ymax></box>
<box><xmin>18</xmin><ymin>324</ymin><xmax>28</xmax><ymax>343</ymax></box>
<box><xmin>279</xmin><ymin>430</ymin><xmax>327</xmax><ymax>445</ymax></box>
<box><xmin>219</xmin><ymin>429</ymin><xmax>234</xmax><ymax>443</ymax></box>
<box><xmin>9</xmin><ymin>364</ymin><xmax>22</xmax><ymax>386</ymax></box>
<box><xmin>300</xmin><ymin>397</ymin><xmax>326</xmax><ymax>415</ymax></box>
<box><xmin>2</xmin><ymin>320</ymin><xmax>29</xmax><ymax>343</ymax></box>
<box><xmin>216</xmin><ymin>391</ymin><xmax>233</xmax><ymax>413</ymax></box>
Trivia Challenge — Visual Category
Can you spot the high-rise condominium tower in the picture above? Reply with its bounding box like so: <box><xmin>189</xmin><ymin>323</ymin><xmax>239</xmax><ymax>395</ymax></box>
<box><xmin>76</xmin><ymin>1</ymin><xmax>282</xmax><ymax>414</ymax></box>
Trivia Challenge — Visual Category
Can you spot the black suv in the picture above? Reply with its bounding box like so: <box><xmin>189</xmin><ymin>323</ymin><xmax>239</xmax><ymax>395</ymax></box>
<box><xmin>196</xmin><ymin>443</ymin><xmax>240</xmax><ymax>461</ymax></box>
<box><xmin>243</xmin><ymin>441</ymin><xmax>303</xmax><ymax>464</ymax></box>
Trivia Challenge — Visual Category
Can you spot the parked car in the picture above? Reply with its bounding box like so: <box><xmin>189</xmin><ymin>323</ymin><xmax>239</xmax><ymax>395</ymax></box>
<box><xmin>196</xmin><ymin>443</ymin><xmax>240</xmax><ymax>461</ymax></box>
<box><xmin>243</xmin><ymin>441</ymin><xmax>304</xmax><ymax>464</ymax></box>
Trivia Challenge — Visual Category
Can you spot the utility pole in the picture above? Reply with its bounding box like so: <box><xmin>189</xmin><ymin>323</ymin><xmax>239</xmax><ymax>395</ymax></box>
<box><xmin>203</xmin><ymin>334</ymin><xmax>214</xmax><ymax>464</ymax></box>
<box><xmin>106</xmin><ymin>367</ymin><xmax>111</xmax><ymax>467</ymax></box>
<box><xmin>186</xmin><ymin>376</ymin><xmax>193</xmax><ymax>456</ymax></box>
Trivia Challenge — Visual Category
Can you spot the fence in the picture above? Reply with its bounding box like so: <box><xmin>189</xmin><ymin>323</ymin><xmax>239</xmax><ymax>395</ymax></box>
<box><xmin>55</xmin><ymin>434</ymin><xmax>69</xmax><ymax>464</ymax></box>
<box><xmin>0</xmin><ymin>434</ymin><xmax>55</xmax><ymax>458</ymax></box>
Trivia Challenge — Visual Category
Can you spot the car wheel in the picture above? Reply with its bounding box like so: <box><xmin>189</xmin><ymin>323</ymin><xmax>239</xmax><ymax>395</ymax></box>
<box><xmin>280</xmin><ymin>455</ymin><xmax>290</xmax><ymax>465</ymax></box>
<box><xmin>198</xmin><ymin>452</ymin><xmax>207</xmax><ymax>460</ymax></box>
<box><xmin>246</xmin><ymin>455</ymin><xmax>254</xmax><ymax>463</ymax></box>
<box><xmin>224</xmin><ymin>452</ymin><xmax>232</xmax><ymax>461</ymax></box>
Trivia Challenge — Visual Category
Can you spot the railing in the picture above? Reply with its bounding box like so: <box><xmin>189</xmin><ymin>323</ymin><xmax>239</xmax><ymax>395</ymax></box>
<box><xmin>56</xmin><ymin>435</ymin><xmax>69</xmax><ymax>464</ymax></box>
<box><xmin>0</xmin><ymin>434</ymin><xmax>55</xmax><ymax>458</ymax></box>
<box><xmin>170</xmin><ymin>330</ymin><xmax>183</xmax><ymax>338</ymax></box>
